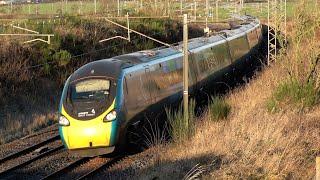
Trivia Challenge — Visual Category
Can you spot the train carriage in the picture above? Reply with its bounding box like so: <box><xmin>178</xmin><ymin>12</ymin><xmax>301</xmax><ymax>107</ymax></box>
<box><xmin>58</xmin><ymin>16</ymin><xmax>263</xmax><ymax>157</ymax></box>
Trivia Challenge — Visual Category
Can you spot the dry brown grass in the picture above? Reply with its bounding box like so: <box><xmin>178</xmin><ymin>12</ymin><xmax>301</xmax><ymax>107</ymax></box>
<box><xmin>0</xmin><ymin>112</ymin><xmax>57</xmax><ymax>144</ymax></box>
<box><xmin>0</xmin><ymin>40</ymin><xmax>59</xmax><ymax>143</ymax></box>
<box><xmin>126</xmin><ymin>60</ymin><xmax>319</xmax><ymax>180</ymax></box>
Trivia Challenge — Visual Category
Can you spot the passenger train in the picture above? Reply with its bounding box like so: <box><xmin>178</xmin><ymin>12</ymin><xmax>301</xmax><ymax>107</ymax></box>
<box><xmin>58</xmin><ymin>15</ymin><xmax>263</xmax><ymax>157</ymax></box>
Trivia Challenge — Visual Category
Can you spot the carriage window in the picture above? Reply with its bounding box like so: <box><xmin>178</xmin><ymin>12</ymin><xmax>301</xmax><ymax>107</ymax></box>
<box><xmin>228</xmin><ymin>36</ymin><xmax>249</xmax><ymax>60</ymax></box>
<box><xmin>154</xmin><ymin>59</ymin><xmax>183</xmax><ymax>90</ymax></box>
<box><xmin>247</xmin><ymin>30</ymin><xmax>258</xmax><ymax>48</ymax></box>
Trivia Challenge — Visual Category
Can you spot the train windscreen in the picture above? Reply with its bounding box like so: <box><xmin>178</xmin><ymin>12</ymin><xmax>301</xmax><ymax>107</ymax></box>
<box><xmin>71</xmin><ymin>79</ymin><xmax>110</xmax><ymax>102</ymax></box>
<box><xmin>64</xmin><ymin>78</ymin><xmax>115</xmax><ymax>120</ymax></box>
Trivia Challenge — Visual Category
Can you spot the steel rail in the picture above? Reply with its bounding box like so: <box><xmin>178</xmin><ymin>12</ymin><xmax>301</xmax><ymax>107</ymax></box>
<box><xmin>40</xmin><ymin>157</ymin><xmax>91</xmax><ymax>180</ymax></box>
<box><xmin>21</xmin><ymin>128</ymin><xmax>58</xmax><ymax>140</ymax></box>
<box><xmin>76</xmin><ymin>156</ymin><xmax>123</xmax><ymax>180</ymax></box>
<box><xmin>0</xmin><ymin>135</ymin><xmax>60</xmax><ymax>164</ymax></box>
<box><xmin>0</xmin><ymin>145</ymin><xmax>64</xmax><ymax>178</ymax></box>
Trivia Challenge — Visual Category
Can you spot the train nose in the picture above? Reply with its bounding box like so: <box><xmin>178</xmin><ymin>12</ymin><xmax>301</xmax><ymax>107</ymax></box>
<box><xmin>64</xmin><ymin>121</ymin><xmax>113</xmax><ymax>149</ymax></box>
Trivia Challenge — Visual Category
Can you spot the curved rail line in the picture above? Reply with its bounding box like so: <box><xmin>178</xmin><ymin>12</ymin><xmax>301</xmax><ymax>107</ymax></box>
<box><xmin>77</xmin><ymin>156</ymin><xmax>123</xmax><ymax>180</ymax></box>
<box><xmin>0</xmin><ymin>134</ymin><xmax>60</xmax><ymax>164</ymax></box>
<box><xmin>40</xmin><ymin>157</ymin><xmax>91</xmax><ymax>180</ymax></box>
<box><xmin>0</xmin><ymin>144</ymin><xmax>64</xmax><ymax>177</ymax></box>
<box><xmin>21</xmin><ymin>127</ymin><xmax>58</xmax><ymax>140</ymax></box>
<box><xmin>41</xmin><ymin>156</ymin><xmax>123</xmax><ymax>180</ymax></box>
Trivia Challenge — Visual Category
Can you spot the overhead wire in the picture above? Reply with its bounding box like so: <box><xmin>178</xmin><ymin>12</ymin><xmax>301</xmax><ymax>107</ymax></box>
<box><xmin>1</xmin><ymin>2</ymin><xmax>219</xmax><ymax>71</ymax></box>
<box><xmin>23</xmin><ymin>30</ymin><xmax>167</xmax><ymax>70</ymax></box>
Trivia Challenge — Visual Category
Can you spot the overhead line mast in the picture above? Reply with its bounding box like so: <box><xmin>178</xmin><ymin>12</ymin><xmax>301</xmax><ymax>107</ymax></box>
<box><xmin>267</xmin><ymin>0</ymin><xmax>287</xmax><ymax>65</ymax></box>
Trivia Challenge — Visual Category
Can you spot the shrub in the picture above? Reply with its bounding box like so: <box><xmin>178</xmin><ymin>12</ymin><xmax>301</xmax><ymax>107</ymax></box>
<box><xmin>208</xmin><ymin>96</ymin><xmax>231</xmax><ymax>121</ymax></box>
<box><xmin>267</xmin><ymin>0</ymin><xmax>320</xmax><ymax>112</ymax></box>
<box><xmin>52</xmin><ymin>50</ymin><xmax>71</xmax><ymax>66</ymax></box>
<box><xmin>267</xmin><ymin>79</ymin><xmax>319</xmax><ymax>112</ymax></box>
<box><xmin>285</xmin><ymin>0</ymin><xmax>320</xmax><ymax>85</ymax></box>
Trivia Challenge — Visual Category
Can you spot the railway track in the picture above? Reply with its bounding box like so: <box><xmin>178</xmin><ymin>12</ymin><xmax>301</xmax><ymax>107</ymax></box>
<box><xmin>41</xmin><ymin>157</ymin><xmax>92</xmax><ymax>179</ymax></box>
<box><xmin>0</xmin><ymin>135</ymin><xmax>63</xmax><ymax>178</ymax></box>
<box><xmin>77</xmin><ymin>156</ymin><xmax>122</xmax><ymax>180</ymax></box>
<box><xmin>0</xmin><ymin>135</ymin><xmax>60</xmax><ymax>164</ymax></box>
<box><xmin>41</xmin><ymin>156</ymin><xmax>123</xmax><ymax>180</ymax></box>
<box><xmin>0</xmin><ymin>132</ymin><xmax>124</xmax><ymax>179</ymax></box>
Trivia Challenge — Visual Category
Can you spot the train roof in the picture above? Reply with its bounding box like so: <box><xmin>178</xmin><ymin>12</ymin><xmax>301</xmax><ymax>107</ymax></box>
<box><xmin>69</xmin><ymin>16</ymin><xmax>260</xmax><ymax>82</ymax></box>
<box><xmin>69</xmin><ymin>59</ymin><xmax>124</xmax><ymax>82</ymax></box>
<box><xmin>111</xmin><ymin>15</ymin><xmax>259</xmax><ymax>67</ymax></box>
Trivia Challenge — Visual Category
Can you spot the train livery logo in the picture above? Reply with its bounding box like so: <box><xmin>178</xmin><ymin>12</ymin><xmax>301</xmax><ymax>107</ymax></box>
<box><xmin>78</xmin><ymin>109</ymin><xmax>96</xmax><ymax>117</ymax></box>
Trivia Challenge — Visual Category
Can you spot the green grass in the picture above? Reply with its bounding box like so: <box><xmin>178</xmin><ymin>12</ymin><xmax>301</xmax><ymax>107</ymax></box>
<box><xmin>166</xmin><ymin>100</ymin><xmax>196</xmax><ymax>143</ymax></box>
<box><xmin>208</xmin><ymin>96</ymin><xmax>231</xmax><ymax>121</ymax></box>
<box><xmin>240</xmin><ymin>2</ymin><xmax>295</xmax><ymax>19</ymax></box>
<box><xmin>0</xmin><ymin>1</ymin><xmax>296</xmax><ymax>20</ymax></box>
<box><xmin>267</xmin><ymin>80</ymin><xmax>320</xmax><ymax>112</ymax></box>
<box><xmin>166</xmin><ymin>96</ymin><xmax>231</xmax><ymax>143</ymax></box>
<box><xmin>0</xmin><ymin>1</ymin><xmax>105</xmax><ymax>15</ymax></box>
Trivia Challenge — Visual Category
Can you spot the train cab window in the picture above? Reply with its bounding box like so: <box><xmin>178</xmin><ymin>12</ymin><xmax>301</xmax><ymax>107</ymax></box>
<box><xmin>71</xmin><ymin>79</ymin><xmax>110</xmax><ymax>102</ymax></box>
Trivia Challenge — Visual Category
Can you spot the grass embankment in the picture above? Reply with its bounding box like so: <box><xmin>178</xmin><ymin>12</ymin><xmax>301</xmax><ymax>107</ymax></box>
<box><xmin>0</xmin><ymin>17</ymin><xmax>204</xmax><ymax>144</ymax></box>
<box><xmin>123</xmin><ymin>1</ymin><xmax>319</xmax><ymax>179</ymax></box>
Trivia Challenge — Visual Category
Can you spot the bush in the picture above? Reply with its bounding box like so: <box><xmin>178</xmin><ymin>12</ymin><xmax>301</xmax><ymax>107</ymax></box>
<box><xmin>267</xmin><ymin>79</ymin><xmax>319</xmax><ymax>112</ymax></box>
<box><xmin>208</xmin><ymin>97</ymin><xmax>231</xmax><ymax>121</ymax></box>
<box><xmin>267</xmin><ymin>0</ymin><xmax>320</xmax><ymax>112</ymax></box>
<box><xmin>52</xmin><ymin>50</ymin><xmax>71</xmax><ymax>66</ymax></box>
<box><xmin>166</xmin><ymin>100</ymin><xmax>196</xmax><ymax>143</ymax></box>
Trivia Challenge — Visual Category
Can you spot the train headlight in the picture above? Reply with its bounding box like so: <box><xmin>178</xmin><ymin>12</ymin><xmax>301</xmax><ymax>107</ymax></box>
<box><xmin>104</xmin><ymin>110</ymin><xmax>117</xmax><ymax>122</ymax></box>
<box><xmin>59</xmin><ymin>116</ymin><xmax>70</xmax><ymax>126</ymax></box>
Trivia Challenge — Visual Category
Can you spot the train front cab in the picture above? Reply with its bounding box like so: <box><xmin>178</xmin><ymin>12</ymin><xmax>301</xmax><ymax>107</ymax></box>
<box><xmin>58</xmin><ymin>61</ymin><xmax>123</xmax><ymax>157</ymax></box>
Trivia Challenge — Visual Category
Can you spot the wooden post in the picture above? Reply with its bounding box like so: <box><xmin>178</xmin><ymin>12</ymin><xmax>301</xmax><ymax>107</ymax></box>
<box><xmin>126</xmin><ymin>12</ymin><xmax>130</xmax><ymax>42</ymax></box>
<box><xmin>194</xmin><ymin>1</ymin><xmax>197</xmax><ymax>21</ymax></box>
<box><xmin>117</xmin><ymin>0</ymin><xmax>120</xmax><ymax>16</ymax></box>
<box><xmin>206</xmin><ymin>0</ymin><xmax>209</xmax><ymax>17</ymax></box>
<box><xmin>166</xmin><ymin>0</ymin><xmax>170</xmax><ymax>16</ymax></box>
<box><xmin>211</xmin><ymin>6</ymin><xmax>214</xmax><ymax>22</ymax></box>
<box><xmin>36</xmin><ymin>2</ymin><xmax>39</xmax><ymax>15</ymax></box>
<box><xmin>168</xmin><ymin>0</ymin><xmax>170</xmax><ymax>16</ymax></box>
<box><xmin>316</xmin><ymin>157</ymin><xmax>320</xmax><ymax>180</ymax></box>
<box><xmin>60</xmin><ymin>0</ymin><xmax>62</xmax><ymax>14</ymax></box>
<box><xmin>94</xmin><ymin>0</ymin><xmax>97</xmax><ymax>14</ymax></box>
<box><xmin>180</xmin><ymin>0</ymin><xmax>183</xmax><ymax>15</ymax></box>
<box><xmin>260</xmin><ymin>2</ymin><xmax>262</xmax><ymax>13</ymax></box>
<box><xmin>183</xmin><ymin>14</ymin><xmax>189</xmax><ymax>130</ymax></box>
<box><xmin>216</xmin><ymin>0</ymin><xmax>218</xmax><ymax>22</ymax></box>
